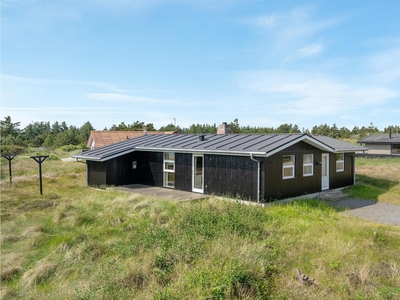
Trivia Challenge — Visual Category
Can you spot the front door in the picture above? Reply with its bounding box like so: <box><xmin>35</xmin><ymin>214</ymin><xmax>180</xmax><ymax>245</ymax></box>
<box><xmin>192</xmin><ymin>155</ymin><xmax>203</xmax><ymax>193</ymax></box>
<box><xmin>321</xmin><ymin>153</ymin><xmax>329</xmax><ymax>190</ymax></box>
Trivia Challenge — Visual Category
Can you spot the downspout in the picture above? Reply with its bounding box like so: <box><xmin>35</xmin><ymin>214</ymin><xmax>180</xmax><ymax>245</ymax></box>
<box><xmin>250</xmin><ymin>154</ymin><xmax>261</xmax><ymax>203</ymax></box>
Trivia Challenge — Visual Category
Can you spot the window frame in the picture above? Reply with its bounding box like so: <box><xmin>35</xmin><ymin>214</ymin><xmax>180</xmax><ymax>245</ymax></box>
<box><xmin>336</xmin><ymin>153</ymin><xmax>344</xmax><ymax>172</ymax></box>
<box><xmin>283</xmin><ymin>155</ymin><xmax>295</xmax><ymax>179</ymax></box>
<box><xmin>303</xmin><ymin>154</ymin><xmax>314</xmax><ymax>177</ymax></box>
<box><xmin>163</xmin><ymin>152</ymin><xmax>175</xmax><ymax>188</ymax></box>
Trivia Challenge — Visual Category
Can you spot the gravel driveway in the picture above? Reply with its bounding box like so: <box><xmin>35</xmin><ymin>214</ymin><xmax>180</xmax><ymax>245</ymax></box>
<box><xmin>327</xmin><ymin>198</ymin><xmax>400</xmax><ymax>226</ymax></box>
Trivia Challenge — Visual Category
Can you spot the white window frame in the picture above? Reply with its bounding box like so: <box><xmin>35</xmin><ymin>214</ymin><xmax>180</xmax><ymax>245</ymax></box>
<box><xmin>303</xmin><ymin>154</ymin><xmax>314</xmax><ymax>177</ymax></box>
<box><xmin>283</xmin><ymin>155</ymin><xmax>295</xmax><ymax>179</ymax></box>
<box><xmin>163</xmin><ymin>152</ymin><xmax>175</xmax><ymax>188</ymax></box>
<box><xmin>336</xmin><ymin>153</ymin><xmax>344</xmax><ymax>172</ymax></box>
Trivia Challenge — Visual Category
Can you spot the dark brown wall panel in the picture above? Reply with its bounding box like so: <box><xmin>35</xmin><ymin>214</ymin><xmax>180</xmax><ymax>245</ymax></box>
<box><xmin>87</xmin><ymin>161</ymin><xmax>107</xmax><ymax>186</ymax></box>
<box><xmin>204</xmin><ymin>154</ymin><xmax>258</xmax><ymax>200</ymax></box>
<box><xmin>175</xmin><ymin>153</ymin><xmax>192</xmax><ymax>192</ymax></box>
<box><xmin>329</xmin><ymin>152</ymin><xmax>355</xmax><ymax>189</ymax></box>
<box><xmin>264</xmin><ymin>142</ymin><xmax>322</xmax><ymax>201</ymax></box>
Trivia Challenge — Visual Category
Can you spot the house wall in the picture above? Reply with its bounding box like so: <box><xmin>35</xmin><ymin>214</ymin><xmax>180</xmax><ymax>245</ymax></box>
<box><xmin>87</xmin><ymin>161</ymin><xmax>107</xmax><ymax>186</ymax></box>
<box><xmin>204</xmin><ymin>154</ymin><xmax>258</xmax><ymax>200</ymax></box>
<box><xmin>175</xmin><ymin>153</ymin><xmax>192</xmax><ymax>192</ymax></box>
<box><xmin>263</xmin><ymin>142</ymin><xmax>322</xmax><ymax>201</ymax></box>
<box><xmin>365</xmin><ymin>144</ymin><xmax>391</xmax><ymax>155</ymax></box>
<box><xmin>328</xmin><ymin>152</ymin><xmax>355</xmax><ymax>189</ymax></box>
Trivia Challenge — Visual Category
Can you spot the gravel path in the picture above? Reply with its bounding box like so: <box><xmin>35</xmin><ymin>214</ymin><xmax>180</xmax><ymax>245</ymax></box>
<box><xmin>327</xmin><ymin>198</ymin><xmax>400</xmax><ymax>226</ymax></box>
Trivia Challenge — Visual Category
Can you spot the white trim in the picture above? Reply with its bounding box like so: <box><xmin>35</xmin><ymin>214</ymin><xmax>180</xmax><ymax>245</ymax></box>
<box><xmin>266</xmin><ymin>135</ymin><xmax>333</xmax><ymax>158</ymax></box>
<box><xmin>192</xmin><ymin>154</ymin><xmax>204</xmax><ymax>193</ymax></box>
<box><xmin>321</xmin><ymin>153</ymin><xmax>329</xmax><ymax>190</ymax></box>
<box><xmin>336</xmin><ymin>153</ymin><xmax>344</xmax><ymax>172</ymax></box>
<box><xmin>303</xmin><ymin>154</ymin><xmax>314</xmax><ymax>177</ymax></box>
<box><xmin>283</xmin><ymin>155</ymin><xmax>295</xmax><ymax>179</ymax></box>
<box><xmin>163</xmin><ymin>152</ymin><xmax>175</xmax><ymax>188</ymax></box>
<box><xmin>136</xmin><ymin>147</ymin><xmax>266</xmax><ymax>157</ymax></box>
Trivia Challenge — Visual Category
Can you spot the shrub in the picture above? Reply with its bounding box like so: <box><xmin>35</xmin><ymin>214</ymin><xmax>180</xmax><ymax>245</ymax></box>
<box><xmin>48</xmin><ymin>154</ymin><xmax>60</xmax><ymax>161</ymax></box>
<box><xmin>60</xmin><ymin>144</ymin><xmax>80</xmax><ymax>152</ymax></box>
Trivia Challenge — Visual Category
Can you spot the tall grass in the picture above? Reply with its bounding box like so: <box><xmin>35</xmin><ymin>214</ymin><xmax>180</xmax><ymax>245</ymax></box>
<box><xmin>1</xmin><ymin>154</ymin><xmax>400</xmax><ymax>299</ymax></box>
<box><xmin>345</xmin><ymin>157</ymin><xmax>400</xmax><ymax>205</ymax></box>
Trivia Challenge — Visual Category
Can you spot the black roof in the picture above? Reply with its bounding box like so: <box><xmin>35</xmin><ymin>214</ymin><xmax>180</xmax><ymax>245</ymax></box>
<box><xmin>358</xmin><ymin>133</ymin><xmax>400</xmax><ymax>144</ymax></box>
<box><xmin>73</xmin><ymin>133</ymin><xmax>367</xmax><ymax>162</ymax></box>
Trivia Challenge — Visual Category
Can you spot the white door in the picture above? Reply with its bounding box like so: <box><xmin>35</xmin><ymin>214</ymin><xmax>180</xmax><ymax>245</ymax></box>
<box><xmin>321</xmin><ymin>153</ymin><xmax>329</xmax><ymax>190</ymax></box>
<box><xmin>192</xmin><ymin>155</ymin><xmax>203</xmax><ymax>193</ymax></box>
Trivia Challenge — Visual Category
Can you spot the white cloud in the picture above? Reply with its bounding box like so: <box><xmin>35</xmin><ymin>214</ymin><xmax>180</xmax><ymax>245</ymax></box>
<box><xmin>296</xmin><ymin>43</ymin><xmax>324</xmax><ymax>58</ymax></box>
<box><xmin>85</xmin><ymin>93</ymin><xmax>179</xmax><ymax>104</ymax></box>
<box><xmin>368</xmin><ymin>47</ymin><xmax>400</xmax><ymax>84</ymax></box>
<box><xmin>238</xmin><ymin>70</ymin><xmax>397</xmax><ymax>117</ymax></box>
<box><xmin>1</xmin><ymin>74</ymin><xmax>127</xmax><ymax>93</ymax></box>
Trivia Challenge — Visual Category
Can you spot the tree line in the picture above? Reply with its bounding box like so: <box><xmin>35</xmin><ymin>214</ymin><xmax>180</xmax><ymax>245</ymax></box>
<box><xmin>0</xmin><ymin>116</ymin><xmax>398</xmax><ymax>154</ymax></box>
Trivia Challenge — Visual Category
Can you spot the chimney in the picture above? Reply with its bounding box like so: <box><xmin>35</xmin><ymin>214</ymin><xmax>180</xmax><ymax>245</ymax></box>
<box><xmin>389</xmin><ymin>128</ymin><xmax>392</xmax><ymax>139</ymax></box>
<box><xmin>199</xmin><ymin>135</ymin><xmax>205</xmax><ymax>141</ymax></box>
<box><xmin>217</xmin><ymin>122</ymin><xmax>232</xmax><ymax>134</ymax></box>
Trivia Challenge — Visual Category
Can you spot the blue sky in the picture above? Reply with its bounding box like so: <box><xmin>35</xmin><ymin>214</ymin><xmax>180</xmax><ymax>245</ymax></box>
<box><xmin>1</xmin><ymin>0</ymin><xmax>399</xmax><ymax>131</ymax></box>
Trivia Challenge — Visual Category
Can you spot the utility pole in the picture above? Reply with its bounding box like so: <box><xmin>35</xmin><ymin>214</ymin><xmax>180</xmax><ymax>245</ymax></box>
<box><xmin>30</xmin><ymin>155</ymin><xmax>49</xmax><ymax>195</ymax></box>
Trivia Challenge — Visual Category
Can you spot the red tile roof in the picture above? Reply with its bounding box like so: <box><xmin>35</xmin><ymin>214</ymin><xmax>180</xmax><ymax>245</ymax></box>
<box><xmin>86</xmin><ymin>130</ymin><xmax>176</xmax><ymax>149</ymax></box>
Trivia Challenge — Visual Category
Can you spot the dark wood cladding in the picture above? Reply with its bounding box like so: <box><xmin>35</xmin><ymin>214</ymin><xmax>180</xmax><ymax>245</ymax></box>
<box><xmin>175</xmin><ymin>153</ymin><xmax>192</xmax><ymax>192</ymax></box>
<box><xmin>204</xmin><ymin>154</ymin><xmax>258</xmax><ymax>200</ymax></box>
<box><xmin>140</xmin><ymin>152</ymin><xmax>163</xmax><ymax>186</ymax></box>
<box><xmin>85</xmin><ymin>145</ymin><xmax>357</xmax><ymax>203</ymax></box>
<box><xmin>329</xmin><ymin>153</ymin><xmax>355</xmax><ymax>189</ymax></box>
<box><xmin>87</xmin><ymin>161</ymin><xmax>107</xmax><ymax>186</ymax></box>
<box><xmin>87</xmin><ymin>151</ymin><xmax>163</xmax><ymax>187</ymax></box>
<box><xmin>264</xmin><ymin>141</ymin><xmax>322</xmax><ymax>201</ymax></box>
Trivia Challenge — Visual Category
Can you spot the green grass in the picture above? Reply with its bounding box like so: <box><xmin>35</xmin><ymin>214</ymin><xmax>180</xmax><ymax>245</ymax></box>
<box><xmin>1</xmin><ymin>155</ymin><xmax>400</xmax><ymax>299</ymax></box>
<box><xmin>344</xmin><ymin>157</ymin><xmax>400</xmax><ymax>205</ymax></box>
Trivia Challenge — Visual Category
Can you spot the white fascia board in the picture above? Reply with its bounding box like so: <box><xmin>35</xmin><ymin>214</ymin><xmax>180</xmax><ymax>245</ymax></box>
<box><xmin>332</xmin><ymin>148</ymin><xmax>368</xmax><ymax>153</ymax></box>
<box><xmin>71</xmin><ymin>155</ymin><xmax>102</xmax><ymax>161</ymax></box>
<box><xmin>266</xmin><ymin>135</ymin><xmax>333</xmax><ymax>157</ymax></box>
<box><xmin>134</xmin><ymin>147</ymin><xmax>267</xmax><ymax>157</ymax></box>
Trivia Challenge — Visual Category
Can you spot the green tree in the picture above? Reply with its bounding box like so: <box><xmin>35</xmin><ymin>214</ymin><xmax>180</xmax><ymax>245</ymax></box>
<box><xmin>79</xmin><ymin>121</ymin><xmax>94</xmax><ymax>144</ymax></box>
<box><xmin>0</xmin><ymin>116</ymin><xmax>21</xmax><ymax>137</ymax></box>
<box><xmin>229</xmin><ymin>118</ymin><xmax>240</xmax><ymax>133</ymax></box>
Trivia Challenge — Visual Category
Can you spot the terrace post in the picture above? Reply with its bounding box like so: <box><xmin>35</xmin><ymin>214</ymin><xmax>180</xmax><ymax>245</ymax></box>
<box><xmin>1</xmin><ymin>153</ymin><xmax>17</xmax><ymax>183</ymax></box>
<box><xmin>30</xmin><ymin>155</ymin><xmax>49</xmax><ymax>195</ymax></box>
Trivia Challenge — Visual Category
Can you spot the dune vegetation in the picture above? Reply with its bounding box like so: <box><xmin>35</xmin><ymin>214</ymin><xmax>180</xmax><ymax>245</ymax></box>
<box><xmin>1</xmin><ymin>152</ymin><xmax>400</xmax><ymax>299</ymax></box>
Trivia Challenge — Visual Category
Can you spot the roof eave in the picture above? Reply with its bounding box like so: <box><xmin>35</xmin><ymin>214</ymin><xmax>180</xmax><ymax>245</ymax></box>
<box><xmin>266</xmin><ymin>135</ymin><xmax>333</xmax><ymax>157</ymax></box>
<box><xmin>135</xmin><ymin>146</ymin><xmax>267</xmax><ymax>157</ymax></box>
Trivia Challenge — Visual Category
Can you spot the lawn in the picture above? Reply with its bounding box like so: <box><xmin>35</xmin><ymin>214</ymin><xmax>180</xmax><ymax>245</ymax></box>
<box><xmin>345</xmin><ymin>157</ymin><xmax>400</xmax><ymax>205</ymax></box>
<box><xmin>1</xmin><ymin>154</ymin><xmax>400</xmax><ymax>299</ymax></box>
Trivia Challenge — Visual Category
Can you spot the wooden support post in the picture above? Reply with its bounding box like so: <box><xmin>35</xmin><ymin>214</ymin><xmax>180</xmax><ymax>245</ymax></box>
<box><xmin>30</xmin><ymin>156</ymin><xmax>49</xmax><ymax>195</ymax></box>
<box><xmin>1</xmin><ymin>153</ymin><xmax>17</xmax><ymax>183</ymax></box>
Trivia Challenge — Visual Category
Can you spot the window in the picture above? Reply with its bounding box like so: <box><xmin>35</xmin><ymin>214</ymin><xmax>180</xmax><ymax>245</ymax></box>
<box><xmin>283</xmin><ymin>155</ymin><xmax>295</xmax><ymax>179</ymax></box>
<box><xmin>392</xmin><ymin>145</ymin><xmax>400</xmax><ymax>155</ymax></box>
<box><xmin>303</xmin><ymin>154</ymin><xmax>313</xmax><ymax>176</ymax></box>
<box><xmin>336</xmin><ymin>153</ymin><xmax>344</xmax><ymax>172</ymax></box>
<box><xmin>164</xmin><ymin>152</ymin><xmax>175</xmax><ymax>187</ymax></box>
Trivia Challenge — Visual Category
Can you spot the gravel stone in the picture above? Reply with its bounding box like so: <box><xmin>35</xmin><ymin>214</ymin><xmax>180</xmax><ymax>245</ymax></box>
<box><xmin>327</xmin><ymin>198</ymin><xmax>400</xmax><ymax>226</ymax></box>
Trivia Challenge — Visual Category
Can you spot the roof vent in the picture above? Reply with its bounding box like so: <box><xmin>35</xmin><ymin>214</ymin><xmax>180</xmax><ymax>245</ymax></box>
<box><xmin>199</xmin><ymin>135</ymin><xmax>205</xmax><ymax>141</ymax></box>
<box><xmin>217</xmin><ymin>122</ymin><xmax>232</xmax><ymax>134</ymax></box>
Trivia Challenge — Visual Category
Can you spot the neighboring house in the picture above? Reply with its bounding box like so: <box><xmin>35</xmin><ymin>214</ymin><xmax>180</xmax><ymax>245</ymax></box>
<box><xmin>73</xmin><ymin>123</ymin><xmax>367</xmax><ymax>202</ymax></box>
<box><xmin>86</xmin><ymin>130</ymin><xmax>176</xmax><ymax>150</ymax></box>
<box><xmin>357</xmin><ymin>130</ymin><xmax>400</xmax><ymax>155</ymax></box>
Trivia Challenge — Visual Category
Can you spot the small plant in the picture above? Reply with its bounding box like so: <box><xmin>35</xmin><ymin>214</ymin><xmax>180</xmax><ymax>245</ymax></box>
<box><xmin>48</xmin><ymin>154</ymin><xmax>60</xmax><ymax>161</ymax></box>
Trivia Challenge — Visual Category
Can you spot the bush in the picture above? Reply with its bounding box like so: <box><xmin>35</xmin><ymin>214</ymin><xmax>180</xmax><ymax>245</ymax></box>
<box><xmin>60</xmin><ymin>144</ymin><xmax>80</xmax><ymax>152</ymax></box>
<box><xmin>48</xmin><ymin>154</ymin><xmax>60</xmax><ymax>161</ymax></box>
<box><xmin>0</xmin><ymin>145</ymin><xmax>26</xmax><ymax>155</ymax></box>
